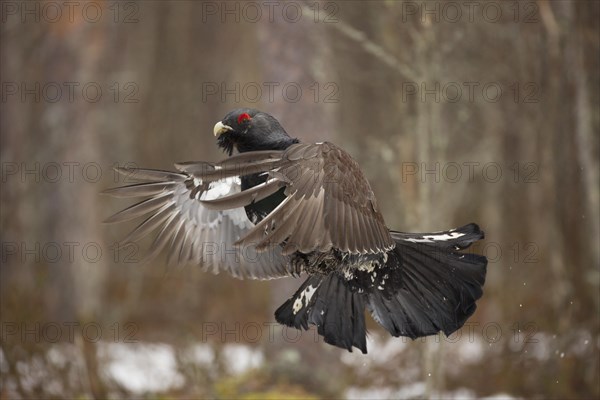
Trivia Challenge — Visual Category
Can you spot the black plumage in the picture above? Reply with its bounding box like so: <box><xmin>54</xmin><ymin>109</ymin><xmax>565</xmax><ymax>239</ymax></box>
<box><xmin>104</xmin><ymin>108</ymin><xmax>487</xmax><ymax>353</ymax></box>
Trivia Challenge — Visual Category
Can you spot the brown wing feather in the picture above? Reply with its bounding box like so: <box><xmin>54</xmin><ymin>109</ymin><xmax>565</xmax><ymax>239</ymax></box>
<box><xmin>203</xmin><ymin>142</ymin><xmax>394</xmax><ymax>255</ymax></box>
<box><xmin>103</xmin><ymin>168</ymin><xmax>291</xmax><ymax>280</ymax></box>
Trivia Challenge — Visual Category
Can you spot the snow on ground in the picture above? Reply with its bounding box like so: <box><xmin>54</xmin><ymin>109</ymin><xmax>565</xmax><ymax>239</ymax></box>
<box><xmin>346</xmin><ymin>384</ymin><xmax>484</xmax><ymax>400</ymax></box>
<box><xmin>184</xmin><ymin>342</ymin><xmax>216</xmax><ymax>366</ymax></box>
<box><xmin>221</xmin><ymin>343</ymin><xmax>264</xmax><ymax>375</ymax></box>
<box><xmin>97</xmin><ymin>341</ymin><xmax>264</xmax><ymax>393</ymax></box>
<box><xmin>481</xmin><ymin>394</ymin><xmax>521</xmax><ymax>400</ymax></box>
<box><xmin>9</xmin><ymin>329</ymin><xmax>582</xmax><ymax>397</ymax></box>
<box><xmin>98</xmin><ymin>342</ymin><xmax>185</xmax><ymax>393</ymax></box>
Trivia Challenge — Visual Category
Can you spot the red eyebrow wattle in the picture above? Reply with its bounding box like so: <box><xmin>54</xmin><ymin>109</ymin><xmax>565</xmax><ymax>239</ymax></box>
<box><xmin>237</xmin><ymin>113</ymin><xmax>251</xmax><ymax>124</ymax></box>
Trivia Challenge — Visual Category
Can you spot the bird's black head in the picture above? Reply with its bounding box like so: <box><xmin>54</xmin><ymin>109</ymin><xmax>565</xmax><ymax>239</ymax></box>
<box><xmin>213</xmin><ymin>108</ymin><xmax>298</xmax><ymax>155</ymax></box>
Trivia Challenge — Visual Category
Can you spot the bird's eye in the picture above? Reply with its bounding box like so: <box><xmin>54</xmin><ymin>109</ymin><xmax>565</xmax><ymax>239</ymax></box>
<box><xmin>237</xmin><ymin>113</ymin><xmax>251</xmax><ymax>124</ymax></box>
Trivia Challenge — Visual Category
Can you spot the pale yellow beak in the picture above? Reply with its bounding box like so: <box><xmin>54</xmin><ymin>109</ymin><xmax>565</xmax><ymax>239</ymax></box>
<box><xmin>213</xmin><ymin>121</ymin><xmax>233</xmax><ymax>137</ymax></box>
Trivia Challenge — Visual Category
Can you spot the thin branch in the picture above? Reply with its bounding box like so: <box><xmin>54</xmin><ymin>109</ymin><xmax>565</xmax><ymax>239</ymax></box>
<box><xmin>301</xmin><ymin>3</ymin><xmax>419</xmax><ymax>81</ymax></box>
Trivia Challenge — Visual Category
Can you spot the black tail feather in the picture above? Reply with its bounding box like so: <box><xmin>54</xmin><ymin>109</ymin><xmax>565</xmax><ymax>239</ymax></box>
<box><xmin>276</xmin><ymin>223</ymin><xmax>487</xmax><ymax>353</ymax></box>
<box><xmin>274</xmin><ymin>274</ymin><xmax>367</xmax><ymax>353</ymax></box>
<box><xmin>368</xmin><ymin>223</ymin><xmax>487</xmax><ymax>339</ymax></box>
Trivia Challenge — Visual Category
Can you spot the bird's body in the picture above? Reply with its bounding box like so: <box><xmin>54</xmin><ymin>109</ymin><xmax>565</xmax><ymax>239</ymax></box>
<box><xmin>105</xmin><ymin>108</ymin><xmax>487</xmax><ymax>353</ymax></box>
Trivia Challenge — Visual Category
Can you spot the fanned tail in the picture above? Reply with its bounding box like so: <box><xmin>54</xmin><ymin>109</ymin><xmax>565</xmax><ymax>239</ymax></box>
<box><xmin>367</xmin><ymin>223</ymin><xmax>487</xmax><ymax>339</ymax></box>
<box><xmin>274</xmin><ymin>274</ymin><xmax>368</xmax><ymax>354</ymax></box>
<box><xmin>274</xmin><ymin>224</ymin><xmax>486</xmax><ymax>353</ymax></box>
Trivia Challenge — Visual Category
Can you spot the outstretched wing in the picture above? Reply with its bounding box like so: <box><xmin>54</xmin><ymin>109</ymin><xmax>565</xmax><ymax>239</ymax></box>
<box><xmin>197</xmin><ymin>142</ymin><xmax>394</xmax><ymax>255</ymax></box>
<box><xmin>103</xmin><ymin>166</ymin><xmax>290</xmax><ymax>280</ymax></box>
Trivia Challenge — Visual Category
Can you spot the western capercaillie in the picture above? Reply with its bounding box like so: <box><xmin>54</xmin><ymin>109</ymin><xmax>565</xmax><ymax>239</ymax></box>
<box><xmin>104</xmin><ymin>108</ymin><xmax>487</xmax><ymax>353</ymax></box>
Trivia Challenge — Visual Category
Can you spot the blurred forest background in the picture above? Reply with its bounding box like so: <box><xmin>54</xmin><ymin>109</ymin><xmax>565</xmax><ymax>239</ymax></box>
<box><xmin>1</xmin><ymin>0</ymin><xmax>599</xmax><ymax>399</ymax></box>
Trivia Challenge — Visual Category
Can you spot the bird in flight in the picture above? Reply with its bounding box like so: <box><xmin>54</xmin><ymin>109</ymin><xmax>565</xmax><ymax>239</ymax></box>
<box><xmin>104</xmin><ymin>108</ymin><xmax>487</xmax><ymax>354</ymax></box>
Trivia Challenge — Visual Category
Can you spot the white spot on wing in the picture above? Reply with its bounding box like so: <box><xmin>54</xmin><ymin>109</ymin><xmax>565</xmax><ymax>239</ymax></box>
<box><xmin>403</xmin><ymin>231</ymin><xmax>465</xmax><ymax>243</ymax></box>
<box><xmin>201</xmin><ymin>177</ymin><xmax>239</xmax><ymax>201</ymax></box>
<box><xmin>184</xmin><ymin>176</ymin><xmax>250</xmax><ymax>229</ymax></box>
<box><xmin>425</xmin><ymin>232</ymin><xmax>466</xmax><ymax>241</ymax></box>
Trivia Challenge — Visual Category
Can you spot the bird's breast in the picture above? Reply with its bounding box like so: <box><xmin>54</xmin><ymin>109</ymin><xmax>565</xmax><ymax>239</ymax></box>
<box><xmin>241</xmin><ymin>173</ymin><xmax>287</xmax><ymax>225</ymax></box>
